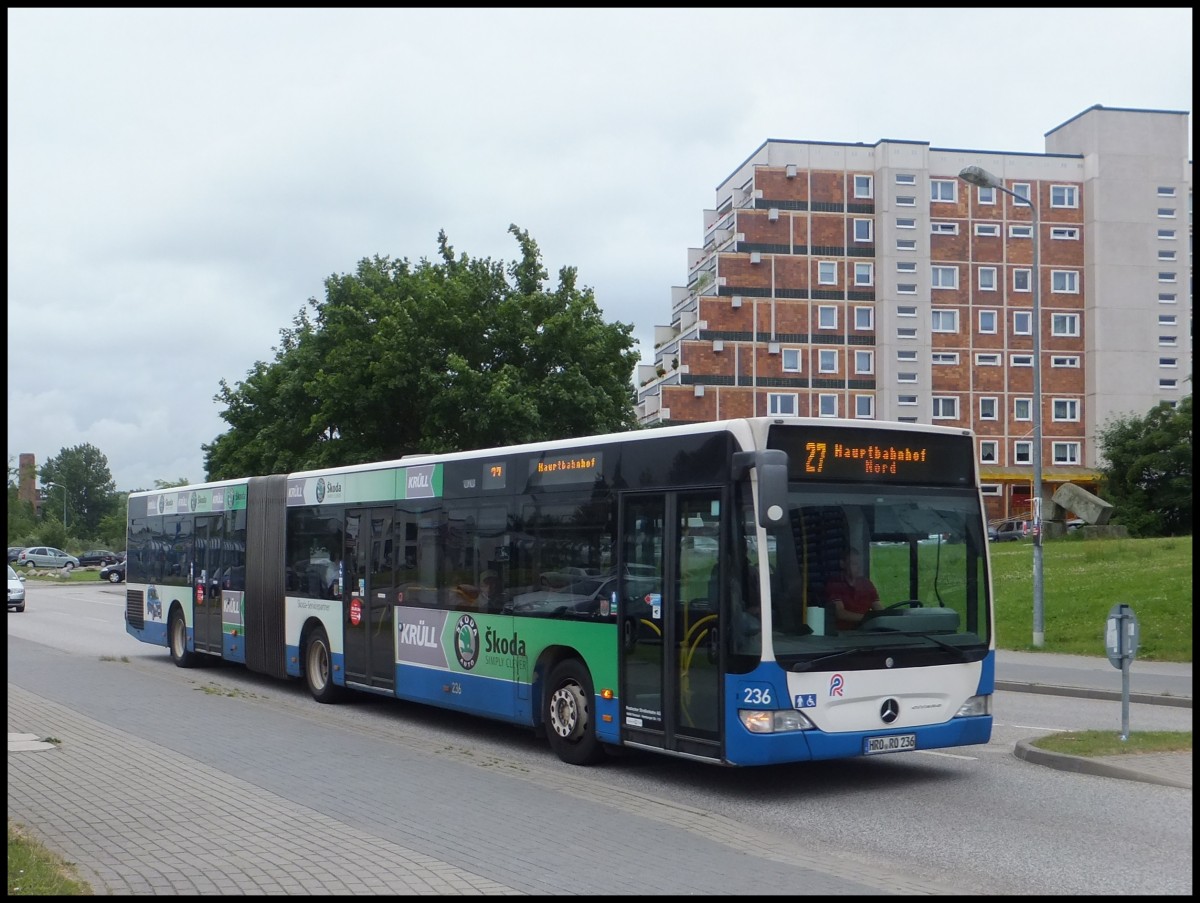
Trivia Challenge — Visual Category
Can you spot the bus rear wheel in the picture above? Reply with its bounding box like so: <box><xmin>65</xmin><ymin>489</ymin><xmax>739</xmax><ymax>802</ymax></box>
<box><xmin>304</xmin><ymin>625</ymin><xmax>343</xmax><ymax>704</ymax></box>
<box><xmin>544</xmin><ymin>659</ymin><xmax>606</xmax><ymax>766</ymax></box>
<box><xmin>168</xmin><ymin>610</ymin><xmax>195</xmax><ymax>668</ymax></box>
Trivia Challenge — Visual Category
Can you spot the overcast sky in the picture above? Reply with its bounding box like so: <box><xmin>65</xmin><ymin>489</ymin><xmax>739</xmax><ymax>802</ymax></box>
<box><xmin>7</xmin><ymin>8</ymin><xmax>1192</xmax><ymax>492</ymax></box>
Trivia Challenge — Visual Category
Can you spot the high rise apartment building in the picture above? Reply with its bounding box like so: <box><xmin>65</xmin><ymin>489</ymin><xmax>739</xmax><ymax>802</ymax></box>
<box><xmin>635</xmin><ymin>105</ymin><xmax>1191</xmax><ymax>522</ymax></box>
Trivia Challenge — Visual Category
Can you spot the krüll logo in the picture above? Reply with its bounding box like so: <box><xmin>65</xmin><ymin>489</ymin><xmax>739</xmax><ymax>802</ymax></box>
<box><xmin>454</xmin><ymin>614</ymin><xmax>480</xmax><ymax>670</ymax></box>
<box><xmin>315</xmin><ymin>478</ymin><xmax>326</xmax><ymax>503</ymax></box>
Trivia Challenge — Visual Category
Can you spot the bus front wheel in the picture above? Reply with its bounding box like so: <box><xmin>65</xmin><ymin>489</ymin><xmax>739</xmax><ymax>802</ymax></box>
<box><xmin>543</xmin><ymin>659</ymin><xmax>606</xmax><ymax>766</ymax></box>
<box><xmin>168</xmin><ymin>610</ymin><xmax>195</xmax><ymax>668</ymax></box>
<box><xmin>304</xmin><ymin>626</ymin><xmax>343</xmax><ymax>704</ymax></box>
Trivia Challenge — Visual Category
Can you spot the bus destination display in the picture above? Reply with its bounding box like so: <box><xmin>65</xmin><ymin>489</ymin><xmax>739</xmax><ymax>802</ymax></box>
<box><xmin>769</xmin><ymin>425</ymin><xmax>973</xmax><ymax>486</ymax></box>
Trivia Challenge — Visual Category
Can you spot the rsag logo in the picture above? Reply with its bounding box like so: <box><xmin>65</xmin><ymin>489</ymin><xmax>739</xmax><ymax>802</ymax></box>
<box><xmin>829</xmin><ymin>673</ymin><xmax>845</xmax><ymax>697</ymax></box>
<box><xmin>454</xmin><ymin>614</ymin><xmax>480</xmax><ymax>670</ymax></box>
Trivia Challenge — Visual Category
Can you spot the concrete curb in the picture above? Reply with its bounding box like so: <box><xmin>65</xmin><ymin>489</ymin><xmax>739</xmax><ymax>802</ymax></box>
<box><xmin>1013</xmin><ymin>739</ymin><xmax>1191</xmax><ymax>790</ymax></box>
<box><xmin>996</xmin><ymin>680</ymin><xmax>1192</xmax><ymax>709</ymax></box>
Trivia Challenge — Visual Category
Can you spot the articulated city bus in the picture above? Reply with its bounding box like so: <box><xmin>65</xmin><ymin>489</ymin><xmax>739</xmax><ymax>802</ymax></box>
<box><xmin>124</xmin><ymin>417</ymin><xmax>994</xmax><ymax>766</ymax></box>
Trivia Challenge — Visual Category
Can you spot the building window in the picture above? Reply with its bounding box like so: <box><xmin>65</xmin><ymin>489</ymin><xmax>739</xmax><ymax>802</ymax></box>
<box><xmin>897</xmin><ymin>349</ymin><xmax>918</xmax><ymax>362</ymax></box>
<box><xmin>1158</xmin><ymin>229</ymin><xmax>1177</xmax><ymax>240</ymax></box>
<box><xmin>768</xmin><ymin>393</ymin><xmax>797</xmax><ymax>416</ymax></box>
<box><xmin>781</xmin><ymin>348</ymin><xmax>802</xmax><ymax>372</ymax></box>
<box><xmin>974</xmin><ymin>353</ymin><xmax>1001</xmax><ymax>366</ymax></box>
<box><xmin>818</xmin><ymin>261</ymin><xmax>838</xmax><ymax>285</ymax></box>
<box><xmin>1050</xmin><ymin>185</ymin><xmax>1079</xmax><ymax>208</ymax></box>
<box><xmin>896</xmin><ymin>239</ymin><xmax>917</xmax><ymax>251</ymax></box>
<box><xmin>1009</xmin><ymin>224</ymin><xmax>1033</xmax><ymax>238</ymax></box>
<box><xmin>931</xmin><ymin>352</ymin><xmax>959</xmax><ymax>365</ymax></box>
<box><xmin>896</xmin><ymin>217</ymin><xmax>917</xmax><ymax>229</ymax></box>
<box><xmin>1053</xmin><ymin>399</ymin><xmax>1079</xmax><ymax>421</ymax></box>
<box><xmin>1014</xmin><ymin>398</ymin><xmax>1032</xmax><ymax>421</ymax></box>
<box><xmin>1014</xmin><ymin>441</ymin><xmax>1032</xmax><ymax>465</ymax></box>
<box><xmin>1051</xmin><ymin>313</ymin><xmax>1080</xmax><ymax>336</ymax></box>
<box><xmin>976</xmin><ymin>186</ymin><xmax>996</xmax><ymax>205</ymax></box>
<box><xmin>1157</xmin><ymin>208</ymin><xmax>1176</xmax><ymax>218</ymax></box>
<box><xmin>1052</xmin><ymin>442</ymin><xmax>1080</xmax><ymax>465</ymax></box>
<box><xmin>1013</xmin><ymin>268</ymin><xmax>1032</xmax><ymax>292</ymax></box>
<box><xmin>1159</xmin><ymin>378</ymin><xmax>1178</xmax><ymax>390</ymax></box>
<box><xmin>980</xmin><ymin>440</ymin><xmax>998</xmax><ymax>464</ymax></box>
<box><xmin>1051</xmin><ymin>227</ymin><xmax>1080</xmax><ymax>240</ymax></box>
<box><xmin>1013</xmin><ymin>311</ymin><xmax>1032</xmax><ymax>335</ymax></box>
<box><xmin>1051</xmin><ymin>270</ymin><xmax>1079</xmax><ymax>293</ymax></box>
<box><xmin>1012</xmin><ymin>183</ymin><xmax>1032</xmax><ymax>206</ymax></box>
<box><xmin>854</xmin><ymin>394</ymin><xmax>874</xmax><ymax>419</ymax></box>
<box><xmin>1011</xmin><ymin>354</ymin><xmax>1033</xmax><ymax>367</ymax></box>
<box><xmin>853</xmin><ymin>219</ymin><xmax>873</xmax><ymax>243</ymax></box>
<box><xmin>854</xmin><ymin>350</ymin><xmax>874</xmax><ymax>374</ymax></box>
<box><xmin>896</xmin><ymin>195</ymin><xmax>917</xmax><ymax>207</ymax></box>
<box><xmin>818</xmin><ymin>394</ymin><xmax>838</xmax><ymax>417</ymax></box>
<box><xmin>896</xmin><ymin>260</ymin><xmax>917</xmax><ymax>273</ymax></box>
<box><xmin>817</xmin><ymin>305</ymin><xmax>838</xmax><ymax>329</ymax></box>
<box><xmin>981</xmin><ymin>484</ymin><xmax>1002</xmax><ymax>496</ymax></box>
<box><xmin>897</xmin><ymin>283</ymin><xmax>918</xmax><ymax>295</ymax></box>
<box><xmin>897</xmin><ymin>372</ymin><xmax>918</xmax><ymax>383</ymax></box>
<box><xmin>979</xmin><ymin>310</ymin><xmax>997</xmax><ymax>333</ymax></box>
<box><xmin>1157</xmin><ymin>186</ymin><xmax>1177</xmax><ymax>197</ymax></box>
<box><xmin>897</xmin><ymin>327</ymin><xmax>917</xmax><ymax>339</ymax></box>
<box><xmin>978</xmin><ymin>267</ymin><xmax>997</xmax><ymax>291</ymax></box>
<box><xmin>895</xmin><ymin>173</ymin><xmax>916</xmax><ymax>185</ymax></box>
<box><xmin>898</xmin><ymin>395</ymin><xmax>918</xmax><ymax>405</ymax></box>
<box><xmin>897</xmin><ymin>305</ymin><xmax>917</xmax><ymax>317</ymax></box>
<box><xmin>1158</xmin><ymin>314</ymin><xmax>1178</xmax><ymax>327</ymax></box>
<box><xmin>818</xmin><ymin>349</ymin><xmax>838</xmax><ymax>373</ymax></box>
<box><xmin>932</xmin><ymin>396</ymin><xmax>958</xmax><ymax>419</ymax></box>
<box><xmin>1159</xmin><ymin>357</ymin><xmax>1178</xmax><ymax>368</ymax></box>
<box><xmin>1158</xmin><ymin>250</ymin><xmax>1177</xmax><ymax>261</ymax></box>
<box><xmin>974</xmin><ymin>223</ymin><xmax>1001</xmax><ymax>237</ymax></box>
<box><xmin>1051</xmin><ymin>356</ymin><xmax>1080</xmax><ymax>368</ymax></box>
<box><xmin>1159</xmin><ymin>335</ymin><xmax>1178</xmax><ymax>347</ymax></box>
<box><xmin>930</xmin><ymin>179</ymin><xmax>957</xmax><ymax>202</ymax></box>
<box><xmin>931</xmin><ymin>222</ymin><xmax>958</xmax><ymax>235</ymax></box>
<box><xmin>931</xmin><ymin>309</ymin><xmax>958</xmax><ymax>333</ymax></box>
<box><xmin>1159</xmin><ymin>293</ymin><xmax>1177</xmax><ymax>304</ymax></box>
<box><xmin>854</xmin><ymin>262</ymin><xmax>874</xmax><ymax>286</ymax></box>
<box><xmin>931</xmin><ymin>265</ymin><xmax>958</xmax><ymax>289</ymax></box>
<box><xmin>979</xmin><ymin>397</ymin><xmax>998</xmax><ymax>420</ymax></box>
<box><xmin>854</xmin><ymin>175</ymin><xmax>873</xmax><ymax>199</ymax></box>
<box><xmin>853</xmin><ymin>306</ymin><xmax>874</xmax><ymax>330</ymax></box>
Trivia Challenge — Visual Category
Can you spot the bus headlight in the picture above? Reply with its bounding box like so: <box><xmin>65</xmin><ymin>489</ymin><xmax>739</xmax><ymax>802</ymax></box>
<box><xmin>955</xmin><ymin>694</ymin><xmax>991</xmax><ymax>718</ymax></box>
<box><xmin>739</xmin><ymin>709</ymin><xmax>815</xmax><ymax>733</ymax></box>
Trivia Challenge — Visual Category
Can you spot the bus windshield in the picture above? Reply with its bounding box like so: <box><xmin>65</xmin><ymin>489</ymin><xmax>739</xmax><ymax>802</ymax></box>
<box><xmin>735</xmin><ymin>484</ymin><xmax>990</xmax><ymax>666</ymax></box>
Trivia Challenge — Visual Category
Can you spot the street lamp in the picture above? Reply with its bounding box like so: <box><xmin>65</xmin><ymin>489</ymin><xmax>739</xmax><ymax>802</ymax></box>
<box><xmin>44</xmin><ymin>481</ymin><xmax>69</xmax><ymax>533</ymax></box>
<box><xmin>959</xmin><ymin>164</ymin><xmax>1045</xmax><ymax>647</ymax></box>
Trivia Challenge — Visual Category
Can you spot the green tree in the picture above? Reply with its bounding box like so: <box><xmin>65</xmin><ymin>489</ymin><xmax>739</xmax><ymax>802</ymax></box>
<box><xmin>204</xmin><ymin>226</ymin><xmax>641</xmax><ymax>478</ymax></box>
<box><xmin>39</xmin><ymin>444</ymin><xmax>118</xmax><ymax>539</ymax></box>
<box><xmin>1097</xmin><ymin>394</ymin><xmax>1192</xmax><ymax>537</ymax></box>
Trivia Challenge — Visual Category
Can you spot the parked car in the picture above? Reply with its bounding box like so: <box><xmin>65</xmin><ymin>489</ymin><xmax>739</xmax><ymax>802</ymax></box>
<box><xmin>988</xmin><ymin>519</ymin><xmax>1032</xmax><ymax>542</ymax></box>
<box><xmin>17</xmin><ymin>546</ymin><xmax>80</xmax><ymax>569</ymax></box>
<box><xmin>77</xmin><ymin>549</ymin><xmax>120</xmax><ymax>567</ymax></box>
<box><xmin>99</xmin><ymin>560</ymin><xmax>126</xmax><ymax>583</ymax></box>
<box><xmin>7</xmin><ymin>565</ymin><xmax>26</xmax><ymax>612</ymax></box>
<box><xmin>7</xmin><ymin>546</ymin><xmax>26</xmax><ymax>564</ymax></box>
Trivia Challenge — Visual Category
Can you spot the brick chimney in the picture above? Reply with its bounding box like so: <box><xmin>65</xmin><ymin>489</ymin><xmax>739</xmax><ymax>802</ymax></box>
<box><xmin>18</xmin><ymin>453</ymin><xmax>39</xmax><ymax>515</ymax></box>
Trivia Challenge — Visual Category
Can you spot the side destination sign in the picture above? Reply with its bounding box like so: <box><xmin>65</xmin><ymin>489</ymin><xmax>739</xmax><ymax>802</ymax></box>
<box><xmin>286</xmin><ymin>463</ymin><xmax>444</xmax><ymax>506</ymax></box>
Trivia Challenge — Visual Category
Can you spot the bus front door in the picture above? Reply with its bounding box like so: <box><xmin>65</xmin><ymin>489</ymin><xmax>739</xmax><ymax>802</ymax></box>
<box><xmin>619</xmin><ymin>491</ymin><xmax>722</xmax><ymax>761</ymax></box>
<box><xmin>342</xmin><ymin>507</ymin><xmax>396</xmax><ymax>692</ymax></box>
<box><xmin>192</xmin><ymin>514</ymin><xmax>223</xmax><ymax>656</ymax></box>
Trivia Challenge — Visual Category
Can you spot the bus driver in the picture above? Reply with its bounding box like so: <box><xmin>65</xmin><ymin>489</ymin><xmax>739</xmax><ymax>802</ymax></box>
<box><xmin>826</xmin><ymin>547</ymin><xmax>881</xmax><ymax>630</ymax></box>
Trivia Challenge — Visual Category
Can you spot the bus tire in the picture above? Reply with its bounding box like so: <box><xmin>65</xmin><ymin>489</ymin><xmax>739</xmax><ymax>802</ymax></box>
<box><xmin>543</xmin><ymin>659</ymin><xmax>606</xmax><ymax>766</ymax></box>
<box><xmin>304</xmin><ymin>625</ymin><xmax>343</xmax><ymax>704</ymax></box>
<box><xmin>168</xmin><ymin>609</ymin><xmax>195</xmax><ymax>668</ymax></box>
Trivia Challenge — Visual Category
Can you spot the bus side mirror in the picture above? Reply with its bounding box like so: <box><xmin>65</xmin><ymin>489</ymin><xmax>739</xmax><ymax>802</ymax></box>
<box><xmin>733</xmin><ymin>450</ymin><xmax>789</xmax><ymax>529</ymax></box>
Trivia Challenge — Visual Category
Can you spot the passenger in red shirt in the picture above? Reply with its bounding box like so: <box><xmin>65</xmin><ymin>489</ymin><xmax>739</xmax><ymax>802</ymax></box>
<box><xmin>826</xmin><ymin>548</ymin><xmax>881</xmax><ymax>630</ymax></box>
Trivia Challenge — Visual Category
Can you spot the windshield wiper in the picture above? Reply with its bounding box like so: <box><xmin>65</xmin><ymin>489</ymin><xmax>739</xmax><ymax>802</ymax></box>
<box><xmin>790</xmin><ymin>646</ymin><xmax>873</xmax><ymax>673</ymax></box>
<box><xmin>865</xmin><ymin>628</ymin><xmax>975</xmax><ymax>662</ymax></box>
